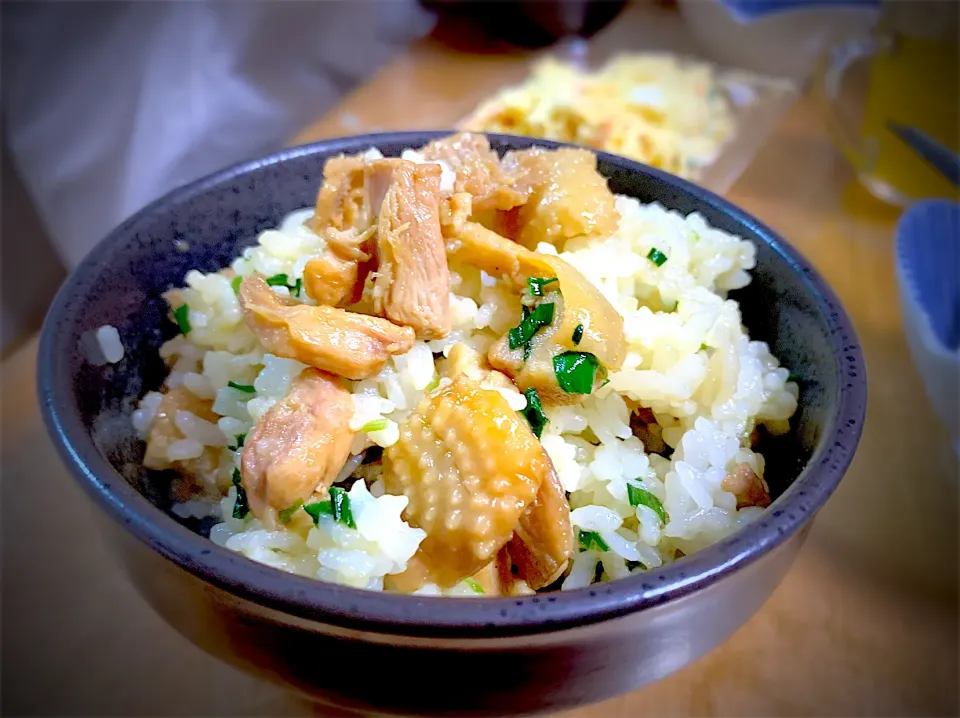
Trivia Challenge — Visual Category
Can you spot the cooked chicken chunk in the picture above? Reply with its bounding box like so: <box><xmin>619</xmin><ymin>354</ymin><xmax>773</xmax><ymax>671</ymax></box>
<box><xmin>239</xmin><ymin>274</ymin><xmax>414</xmax><ymax>380</ymax></box>
<box><xmin>497</xmin><ymin>147</ymin><xmax>619</xmax><ymax>249</ymax></box>
<box><xmin>469</xmin><ymin>548</ymin><xmax>535</xmax><ymax>596</ymax></box>
<box><xmin>421</xmin><ymin>132</ymin><xmax>526</xmax><ymax>213</ymax></box>
<box><xmin>487</xmin><ymin>255</ymin><xmax>626</xmax><ymax>405</ymax></box>
<box><xmin>446</xmin><ymin>222</ymin><xmax>553</xmax><ymax>289</ymax></box>
<box><xmin>383</xmin><ymin>375</ymin><xmax>549</xmax><ymax>587</ymax></box>
<box><xmin>372</xmin><ymin>159</ymin><xmax>451</xmax><ymax>339</ymax></box>
<box><xmin>240</xmin><ymin>368</ymin><xmax>355</xmax><ymax>520</ymax></box>
<box><xmin>310</xmin><ymin>155</ymin><xmax>373</xmax><ymax>235</ymax></box>
<box><xmin>446</xmin><ymin>341</ymin><xmax>516</xmax><ymax>394</ymax></box>
<box><xmin>721</xmin><ymin>463</ymin><xmax>772</xmax><ymax>509</ymax></box>
<box><xmin>507</xmin><ymin>461</ymin><xmax>573</xmax><ymax>589</ymax></box>
<box><xmin>439</xmin><ymin>192</ymin><xmax>473</xmax><ymax>239</ymax></box>
<box><xmin>303</xmin><ymin>226</ymin><xmax>376</xmax><ymax>307</ymax></box>
<box><xmin>143</xmin><ymin>386</ymin><xmax>222</xmax><ymax>489</ymax></box>
<box><xmin>629</xmin><ymin>405</ymin><xmax>667</xmax><ymax>455</ymax></box>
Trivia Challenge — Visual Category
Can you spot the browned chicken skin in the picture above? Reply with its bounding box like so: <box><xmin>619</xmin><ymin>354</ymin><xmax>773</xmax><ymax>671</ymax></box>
<box><xmin>309</xmin><ymin>155</ymin><xmax>373</xmax><ymax>235</ymax></box>
<box><xmin>496</xmin><ymin>147</ymin><xmax>620</xmax><ymax>250</ymax></box>
<box><xmin>486</xmin><ymin>254</ymin><xmax>626</xmax><ymax>405</ymax></box>
<box><xmin>303</xmin><ymin>226</ymin><xmax>376</xmax><ymax>307</ymax></box>
<box><xmin>421</xmin><ymin>132</ymin><xmax>527</xmax><ymax>213</ymax></box>
<box><xmin>240</xmin><ymin>368</ymin><xmax>355</xmax><ymax>521</ymax></box>
<box><xmin>444</xmin><ymin>341</ymin><xmax>574</xmax><ymax>588</ymax></box>
<box><xmin>721</xmin><ymin>463</ymin><xmax>772</xmax><ymax>509</ymax></box>
<box><xmin>372</xmin><ymin>159</ymin><xmax>451</xmax><ymax>340</ymax></box>
<box><xmin>507</xmin><ymin>462</ymin><xmax>574</xmax><ymax>589</ymax></box>
<box><xmin>446</xmin><ymin>221</ymin><xmax>553</xmax><ymax>289</ymax></box>
<box><xmin>383</xmin><ymin>375</ymin><xmax>549</xmax><ymax>587</ymax></box>
<box><xmin>239</xmin><ymin>274</ymin><xmax>415</xmax><ymax>380</ymax></box>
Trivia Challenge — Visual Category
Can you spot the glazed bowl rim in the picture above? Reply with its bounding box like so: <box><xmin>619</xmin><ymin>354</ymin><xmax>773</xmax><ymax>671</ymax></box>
<box><xmin>38</xmin><ymin>131</ymin><xmax>867</xmax><ymax>639</ymax></box>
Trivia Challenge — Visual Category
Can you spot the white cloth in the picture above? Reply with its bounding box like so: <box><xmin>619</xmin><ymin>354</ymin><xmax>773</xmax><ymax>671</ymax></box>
<box><xmin>3</xmin><ymin>1</ymin><xmax>434</xmax><ymax>268</ymax></box>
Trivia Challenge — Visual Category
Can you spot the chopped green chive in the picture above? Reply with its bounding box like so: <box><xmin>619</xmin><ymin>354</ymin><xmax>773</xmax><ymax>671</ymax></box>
<box><xmin>228</xmin><ymin>381</ymin><xmax>256</xmax><ymax>394</ymax></box>
<box><xmin>627</xmin><ymin>484</ymin><xmax>668</xmax><ymax>524</ymax></box>
<box><xmin>425</xmin><ymin>376</ymin><xmax>440</xmax><ymax>392</ymax></box>
<box><xmin>361</xmin><ymin>418</ymin><xmax>388</xmax><ymax>433</ymax></box>
<box><xmin>527</xmin><ymin>276</ymin><xmax>559</xmax><ymax>297</ymax></box>
<box><xmin>231</xmin><ymin>276</ymin><xmax>243</xmax><ymax>294</ymax></box>
<box><xmin>227</xmin><ymin>433</ymin><xmax>247</xmax><ymax>451</ymax></box>
<box><xmin>572</xmin><ymin>324</ymin><xmax>584</xmax><ymax>345</ymax></box>
<box><xmin>647</xmin><ymin>247</ymin><xmax>668</xmax><ymax>267</ymax></box>
<box><xmin>173</xmin><ymin>304</ymin><xmax>191</xmax><ymax>335</ymax></box>
<box><xmin>787</xmin><ymin>371</ymin><xmax>801</xmax><ymax>383</ymax></box>
<box><xmin>231</xmin><ymin>468</ymin><xmax>249</xmax><ymax>519</ymax></box>
<box><xmin>598</xmin><ymin>378</ymin><xmax>611</xmax><ymax>389</ymax></box>
<box><xmin>553</xmin><ymin>351</ymin><xmax>600</xmax><ymax>394</ymax></box>
<box><xmin>523</xmin><ymin>341</ymin><xmax>533</xmax><ymax>361</ymax></box>
<box><xmin>304</xmin><ymin>487</ymin><xmax>356</xmax><ymax>529</ymax></box>
<box><xmin>278</xmin><ymin>500</ymin><xmax>303</xmax><ymax>524</ymax></box>
<box><xmin>509</xmin><ymin>302</ymin><xmax>555</xmax><ymax>349</ymax></box>
<box><xmin>293</xmin><ymin>278</ymin><xmax>303</xmax><ymax>297</ymax></box>
<box><xmin>464</xmin><ymin>578</ymin><xmax>485</xmax><ymax>594</ymax></box>
<box><xmin>522</xmin><ymin>387</ymin><xmax>548</xmax><ymax>439</ymax></box>
<box><xmin>578</xmin><ymin>529</ymin><xmax>609</xmax><ymax>552</ymax></box>
<box><xmin>265</xmin><ymin>273</ymin><xmax>290</xmax><ymax>287</ymax></box>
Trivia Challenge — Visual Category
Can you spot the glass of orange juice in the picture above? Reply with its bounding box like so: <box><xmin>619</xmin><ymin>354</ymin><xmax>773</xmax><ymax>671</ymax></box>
<box><xmin>814</xmin><ymin>0</ymin><xmax>958</xmax><ymax>206</ymax></box>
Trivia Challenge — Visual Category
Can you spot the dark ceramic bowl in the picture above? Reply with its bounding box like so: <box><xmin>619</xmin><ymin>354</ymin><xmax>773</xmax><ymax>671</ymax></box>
<box><xmin>38</xmin><ymin>132</ymin><xmax>866</xmax><ymax>717</ymax></box>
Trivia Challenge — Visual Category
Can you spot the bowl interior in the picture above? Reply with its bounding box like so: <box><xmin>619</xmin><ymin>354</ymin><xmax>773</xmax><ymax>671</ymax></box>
<box><xmin>38</xmin><ymin>132</ymin><xmax>865</xmax><ymax>633</ymax></box>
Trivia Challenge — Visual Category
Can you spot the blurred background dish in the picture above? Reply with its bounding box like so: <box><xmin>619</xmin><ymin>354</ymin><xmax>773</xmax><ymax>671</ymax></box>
<box><xmin>895</xmin><ymin>199</ymin><xmax>960</xmax><ymax>452</ymax></box>
<box><xmin>813</xmin><ymin>0</ymin><xmax>959</xmax><ymax>206</ymax></box>
<box><xmin>459</xmin><ymin>53</ymin><xmax>788</xmax><ymax>182</ymax></box>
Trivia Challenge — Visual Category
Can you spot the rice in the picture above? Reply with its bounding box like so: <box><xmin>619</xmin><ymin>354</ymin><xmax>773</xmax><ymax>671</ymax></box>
<box><xmin>95</xmin><ymin>325</ymin><xmax>124</xmax><ymax>363</ymax></box>
<box><xmin>139</xmin><ymin>147</ymin><xmax>798</xmax><ymax>594</ymax></box>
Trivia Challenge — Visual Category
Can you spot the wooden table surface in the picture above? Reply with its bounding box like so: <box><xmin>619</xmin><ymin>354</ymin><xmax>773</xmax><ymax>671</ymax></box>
<box><xmin>3</xmin><ymin>7</ymin><xmax>958</xmax><ymax>717</ymax></box>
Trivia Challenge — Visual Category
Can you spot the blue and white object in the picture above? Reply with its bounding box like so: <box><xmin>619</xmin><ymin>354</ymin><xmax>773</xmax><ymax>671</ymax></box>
<box><xmin>717</xmin><ymin>0</ymin><xmax>879</xmax><ymax>23</ymax></box>
<box><xmin>895</xmin><ymin>199</ymin><xmax>960</xmax><ymax>452</ymax></box>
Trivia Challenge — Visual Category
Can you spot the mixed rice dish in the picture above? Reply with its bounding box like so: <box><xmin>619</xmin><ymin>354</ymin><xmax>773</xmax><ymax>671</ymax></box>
<box><xmin>132</xmin><ymin>132</ymin><xmax>798</xmax><ymax>596</ymax></box>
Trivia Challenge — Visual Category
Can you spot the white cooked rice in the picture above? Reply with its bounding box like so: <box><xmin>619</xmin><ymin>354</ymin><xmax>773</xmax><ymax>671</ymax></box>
<box><xmin>136</xmin><ymin>147</ymin><xmax>798</xmax><ymax>594</ymax></box>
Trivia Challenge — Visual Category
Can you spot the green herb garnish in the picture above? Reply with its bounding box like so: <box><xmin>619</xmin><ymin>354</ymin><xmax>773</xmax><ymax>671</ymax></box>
<box><xmin>173</xmin><ymin>304</ymin><xmax>191</xmax><ymax>335</ymax></box>
<box><xmin>228</xmin><ymin>381</ymin><xmax>256</xmax><ymax>394</ymax></box>
<box><xmin>578</xmin><ymin>529</ymin><xmax>609</xmax><ymax>552</ymax></box>
<box><xmin>266</xmin><ymin>273</ymin><xmax>290</xmax><ymax>287</ymax></box>
<box><xmin>464</xmin><ymin>578</ymin><xmax>485</xmax><ymax>594</ymax></box>
<box><xmin>425</xmin><ymin>376</ymin><xmax>440</xmax><ymax>392</ymax></box>
<box><xmin>278</xmin><ymin>500</ymin><xmax>303</xmax><ymax>524</ymax></box>
<box><xmin>787</xmin><ymin>371</ymin><xmax>801</xmax><ymax>383</ymax></box>
<box><xmin>361</xmin><ymin>418</ymin><xmax>388</xmax><ymax>433</ymax></box>
<box><xmin>509</xmin><ymin>302</ymin><xmax>555</xmax><ymax>349</ymax></box>
<box><xmin>293</xmin><ymin>278</ymin><xmax>303</xmax><ymax>297</ymax></box>
<box><xmin>647</xmin><ymin>247</ymin><xmax>668</xmax><ymax>267</ymax></box>
<box><xmin>527</xmin><ymin>276</ymin><xmax>559</xmax><ymax>297</ymax></box>
<box><xmin>304</xmin><ymin>487</ymin><xmax>356</xmax><ymax>529</ymax></box>
<box><xmin>227</xmin><ymin>433</ymin><xmax>247</xmax><ymax>451</ymax></box>
<box><xmin>572</xmin><ymin>324</ymin><xmax>584</xmax><ymax>345</ymax></box>
<box><xmin>627</xmin><ymin>484</ymin><xmax>667</xmax><ymax>524</ymax></box>
<box><xmin>522</xmin><ymin>387</ymin><xmax>547</xmax><ymax>439</ymax></box>
<box><xmin>553</xmin><ymin>351</ymin><xmax>600</xmax><ymax>394</ymax></box>
<box><xmin>231</xmin><ymin>276</ymin><xmax>243</xmax><ymax>294</ymax></box>
<box><xmin>231</xmin><ymin>468</ymin><xmax>249</xmax><ymax>519</ymax></box>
